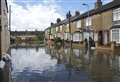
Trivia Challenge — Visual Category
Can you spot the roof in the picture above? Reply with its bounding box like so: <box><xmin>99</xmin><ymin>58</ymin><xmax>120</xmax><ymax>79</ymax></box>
<box><xmin>46</xmin><ymin>0</ymin><xmax>120</xmax><ymax>30</ymax></box>
<box><xmin>73</xmin><ymin>0</ymin><xmax>120</xmax><ymax>21</ymax></box>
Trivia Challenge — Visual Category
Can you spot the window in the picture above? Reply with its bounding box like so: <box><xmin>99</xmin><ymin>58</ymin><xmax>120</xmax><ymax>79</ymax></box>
<box><xmin>111</xmin><ymin>29</ymin><xmax>120</xmax><ymax>43</ymax></box>
<box><xmin>56</xmin><ymin>27</ymin><xmax>58</xmax><ymax>32</ymax></box>
<box><xmin>64</xmin><ymin>33</ymin><xmax>70</xmax><ymax>40</ymax></box>
<box><xmin>76</xmin><ymin>20</ymin><xmax>81</xmax><ymax>28</ymax></box>
<box><xmin>73</xmin><ymin>33</ymin><xmax>82</xmax><ymax>42</ymax></box>
<box><xmin>60</xmin><ymin>26</ymin><xmax>62</xmax><ymax>31</ymax></box>
<box><xmin>113</xmin><ymin>8</ymin><xmax>120</xmax><ymax>21</ymax></box>
<box><xmin>85</xmin><ymin>17</ymin><xmax>92</xmax><ymax>26</ymax></box>
<box><xmin>51</xmin><ymin>28</ymin><xmax>53</xmax><ymax>33</ymax></box>
<box><xmin>66</xmin><ymin>24</ymin><xmax>69</xmax><ymax>32</ymax></box>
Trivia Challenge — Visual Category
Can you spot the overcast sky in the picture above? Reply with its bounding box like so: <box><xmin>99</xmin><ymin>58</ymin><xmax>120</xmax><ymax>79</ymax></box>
<box><xmin>7</xmin><ymin>0</ymin><xmax>112</xmax><ymax>31</ymax></box>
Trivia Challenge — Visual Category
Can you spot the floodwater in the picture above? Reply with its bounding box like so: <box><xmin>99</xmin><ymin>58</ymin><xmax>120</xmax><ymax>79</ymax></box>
<box><xmin>9</xmin><ymin>45</ymin><xmax>120</xmax><ymax>82</ymax></box>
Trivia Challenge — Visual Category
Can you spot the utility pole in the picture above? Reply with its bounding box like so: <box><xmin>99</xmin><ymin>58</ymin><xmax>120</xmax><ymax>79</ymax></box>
<box><xmin>67</xmin><ymin>11</ymin><xmax>72</xmax><ymax>69</ymax></box>
<box><xmin>68</xmin><ymin>11</ymin><xmax>72</xmax><ymax>48</ymax></box>
<box><xmin>82</xmin><ymin>3</ymin><xmax>90</xmax><ymax>49</ymax></box>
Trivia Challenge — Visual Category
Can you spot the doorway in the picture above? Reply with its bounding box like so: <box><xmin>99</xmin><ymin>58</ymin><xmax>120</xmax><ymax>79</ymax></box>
<box><xmin>98</xmin><ymin>31</ymin><xmax>103</xmax><ymax>45</ymax></box>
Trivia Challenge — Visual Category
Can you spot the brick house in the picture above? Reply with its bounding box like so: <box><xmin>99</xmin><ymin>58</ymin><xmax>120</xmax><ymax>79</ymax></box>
<box><xmin>45</xmin><ymin>0</ymin><xmax>120</xmax><ymax>48</ymax></box>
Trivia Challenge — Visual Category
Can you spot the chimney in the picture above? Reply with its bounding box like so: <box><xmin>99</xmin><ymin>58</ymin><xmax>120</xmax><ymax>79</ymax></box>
<box><xmin>95</xmin><ymin>0</ymin><xmax>102</xmax><ymax>9</ymax></box>
<box><xmin>75</xmin><ymin>11</ymin><xmax>80</xmax><ymax>16</ymax></box>
<box><xmin>56</xmin><ymin>18</ymin><xmax>61</xmax><ymax>23</ymax></box>
<box><xmin>66</xmin><ymin>13</ymin><xmax>69</xmax><ymax>19</ymax></box>
<box><xmin>66</xmin><ymin>11</ymin><xmax>72</xmax><ymax>19</ymax></box>
<box><xmin>51</xmin><ymin>22</ymin><xmax>54</xmax><ymax>26</ymax></box>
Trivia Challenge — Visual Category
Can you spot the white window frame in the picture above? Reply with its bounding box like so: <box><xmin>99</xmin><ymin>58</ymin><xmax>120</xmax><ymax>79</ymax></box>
<box><xmin>60</xmin><ymin>25</ymin><xmax>62</xmax><ymax>31</ymax></box>
<box><xmin>113</xmin><ymin>8</ymin><xmax>120</xmax><ymax>21</ymax></box>
<box><xmin>85</xmin><ymin>17</ymin><xmax>92</xmax><ymax>26</ymax></box>
<box><xmin>73</xmin><ymin>33</ymin><xmax>82</xmax><ymax>42</ymax></box>
<box><xmin>51</xmin><ymin>28</ymin><xmax>53</xmax><ymax>33</ymax></box>
<box><xmin>111</xmin><ymin>28</ymin><xmax>120</xmax><ymax>43</ymax></box>
<box><xmin>67</xmin><ymin>24</ymin><xmax>69</xmax><ymax>28</ymax></box>
<box><xmin>64</xmin><ymin>32</ymin><xmax>70</xmax><ymax>40</ymax></box>
<box><xmin>56</xmin><ymin>27</ymin><xmax>58</xmax><ymax>32</ymax></box>
<box><xmin>76</xmin><ymin>20</ymin><xmax>81</xmax><ymax>28</ymax></box>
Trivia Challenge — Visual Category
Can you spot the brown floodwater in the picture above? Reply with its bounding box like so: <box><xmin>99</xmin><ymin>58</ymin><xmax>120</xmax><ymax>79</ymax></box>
<box><xmin>2</xmin><ymin>45</ymin><xmax>120</xmax><ymax>82</ymax></box>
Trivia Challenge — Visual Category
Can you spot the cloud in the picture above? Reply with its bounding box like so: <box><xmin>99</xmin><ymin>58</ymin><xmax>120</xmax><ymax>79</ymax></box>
<box><xmin>7</xmin><ymin>0</ymin><xmax>64</xmax><ymax>31</ymax></box>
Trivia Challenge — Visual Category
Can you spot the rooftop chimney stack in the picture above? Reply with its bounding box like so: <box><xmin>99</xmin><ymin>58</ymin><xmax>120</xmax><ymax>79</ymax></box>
<box><xmin>51</xmin><ymin>22</ymin><xmax>54</xmax><ymax>26</ymax></box>
<box><xmin>75</xmin><ymin>11</ymin><xmax>80</xmax><ymax>16</ymax></box>
<box><xmin>56</xmin><ymin>18</ymin><xmax>61</xmax><ymax>23</ymax></box>
<box><xmin>66</xmin><ymin>11</ymin><xmax>72</xmax><ymax>19</ymax></box>
<box><xmin>95</xmin><ymin>0</ymin><xmax>102</xmax><ymax>9</ymax></box>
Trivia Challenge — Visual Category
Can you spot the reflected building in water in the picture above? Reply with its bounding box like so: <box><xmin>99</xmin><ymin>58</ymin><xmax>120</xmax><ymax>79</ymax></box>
<box><xmin>45</xmin><ymin>46</ymin><xmax>120</xmax><ymax>82</ymax></box>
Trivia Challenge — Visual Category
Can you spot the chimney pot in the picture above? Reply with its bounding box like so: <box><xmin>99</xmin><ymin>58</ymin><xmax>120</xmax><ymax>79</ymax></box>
<box><xmin>51</xmin><ymin>22</ymin><xmax>54</xmax><ymax>26</ymax></box>
<box><xmin>75</xmin><ymin>11</ymin><xmax>80</xmax><ymax>16</ymax></box>
<box><xmin>56</xmin><ymin>18</ymin><xmax>61</xmax><ymax>23</ymax></box>
<box><xmin>95</xmin><ymin>0</ymin><xmax>102</xmax><ymax>9</ymax></box>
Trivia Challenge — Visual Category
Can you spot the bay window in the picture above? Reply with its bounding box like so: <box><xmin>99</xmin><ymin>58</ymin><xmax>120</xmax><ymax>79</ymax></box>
<box><xmin>64</xmin><ymin>33</ymin><xmax>70</xmax><ymax>40</ymax></box>
<box><xmin>111</xmin><ymin>28</ymin><xmax>120</xmax><ymax>43</ymax></box>
<box><xmin>113</xmin><ymin>8</ymin><xmax>120</xmax><ymax>21</ymax></box>
<box><xmin>73</xmin><ymin>33</ymin><xmax>82</xmax><ymax>42</ymax></box>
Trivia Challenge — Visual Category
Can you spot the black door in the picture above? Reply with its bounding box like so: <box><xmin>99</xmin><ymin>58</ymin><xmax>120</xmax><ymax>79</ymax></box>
<box><xmin>98</xmin><ymin>31</ymin><xmax>103</xmax><ymax>45</ymax></box>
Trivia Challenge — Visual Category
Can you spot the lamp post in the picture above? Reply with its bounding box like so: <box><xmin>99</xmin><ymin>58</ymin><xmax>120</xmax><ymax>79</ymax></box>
<box><xmin>82</xmin><ymin>3</ymin><xmax>90</xmax><ymax>49</ymax></box>
<box><xmin>67</xmin><ymin>11</ymin><xmax>72</xmax><ymax>48</ymax></box>
<box><xmin>67</xmin><ymin>11</ymin><xmax>73</xmax><ymax>72</ymax></box>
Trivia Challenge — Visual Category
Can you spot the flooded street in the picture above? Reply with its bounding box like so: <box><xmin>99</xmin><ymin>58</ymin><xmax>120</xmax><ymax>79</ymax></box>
<box><xmin>10</xmin><ymin>46</ymin><xmax>120</xmax><ymax>82</ymax></box>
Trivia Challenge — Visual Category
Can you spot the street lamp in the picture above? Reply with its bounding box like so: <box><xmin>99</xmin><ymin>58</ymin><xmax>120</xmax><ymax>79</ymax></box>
<box><xmin>82</xmin><ymin>3</ymin><xmax>90</xmax><ymax>49</ymax></box>
<box><xmin>67</xmin><ymin>11</ymin><xmax>72</xmax><ymax>48</ymax></box>
<box><xmin>67</xmin><ymin>11</ymin><xmax>73</xmax><ymax>70</ymax></box>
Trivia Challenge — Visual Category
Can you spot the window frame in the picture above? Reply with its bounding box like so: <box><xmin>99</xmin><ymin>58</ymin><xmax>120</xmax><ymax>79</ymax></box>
<box><xmin>76</xmin><ymin>20</ymin><xmax>81</xmax><ymax>28</ymax></box>
<box><xmin>111</xmin><ymin>28</ymin><xmax>120</xmax><ymax>43</ymax></box>
<box><xmin>113</xmin><ymin>8</ymin><xmax>120</xmax><ymax>21</ymax></box>
<box><xmin>85</xmin><ymin>17</ymin><xmax>92</xmax><ymax>26</ymax></box>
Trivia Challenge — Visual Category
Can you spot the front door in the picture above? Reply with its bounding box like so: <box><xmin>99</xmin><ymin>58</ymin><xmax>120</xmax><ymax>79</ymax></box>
<box><xmin>98</xmin><ymin>31</ymin><xmax>103</xmax><ymax>45</ymax></box>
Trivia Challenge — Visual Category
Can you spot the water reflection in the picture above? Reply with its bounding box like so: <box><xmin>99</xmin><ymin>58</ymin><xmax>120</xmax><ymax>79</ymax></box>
<box><xmin>0</xmin><ymin>60</ymin><xmax>11</xmax><ymax>82</ymax></box>
<box><xmin>10</xmin><ymin>45</ymin><xmax>120</xmax><ymax>82</ymax></box>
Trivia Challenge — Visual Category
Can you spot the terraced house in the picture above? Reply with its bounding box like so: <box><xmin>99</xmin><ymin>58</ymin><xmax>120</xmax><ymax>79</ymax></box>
<box><xmin>45</xmin><ymin>0</ymin><xmax>120</xmax><ymax>48</ymax></box>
